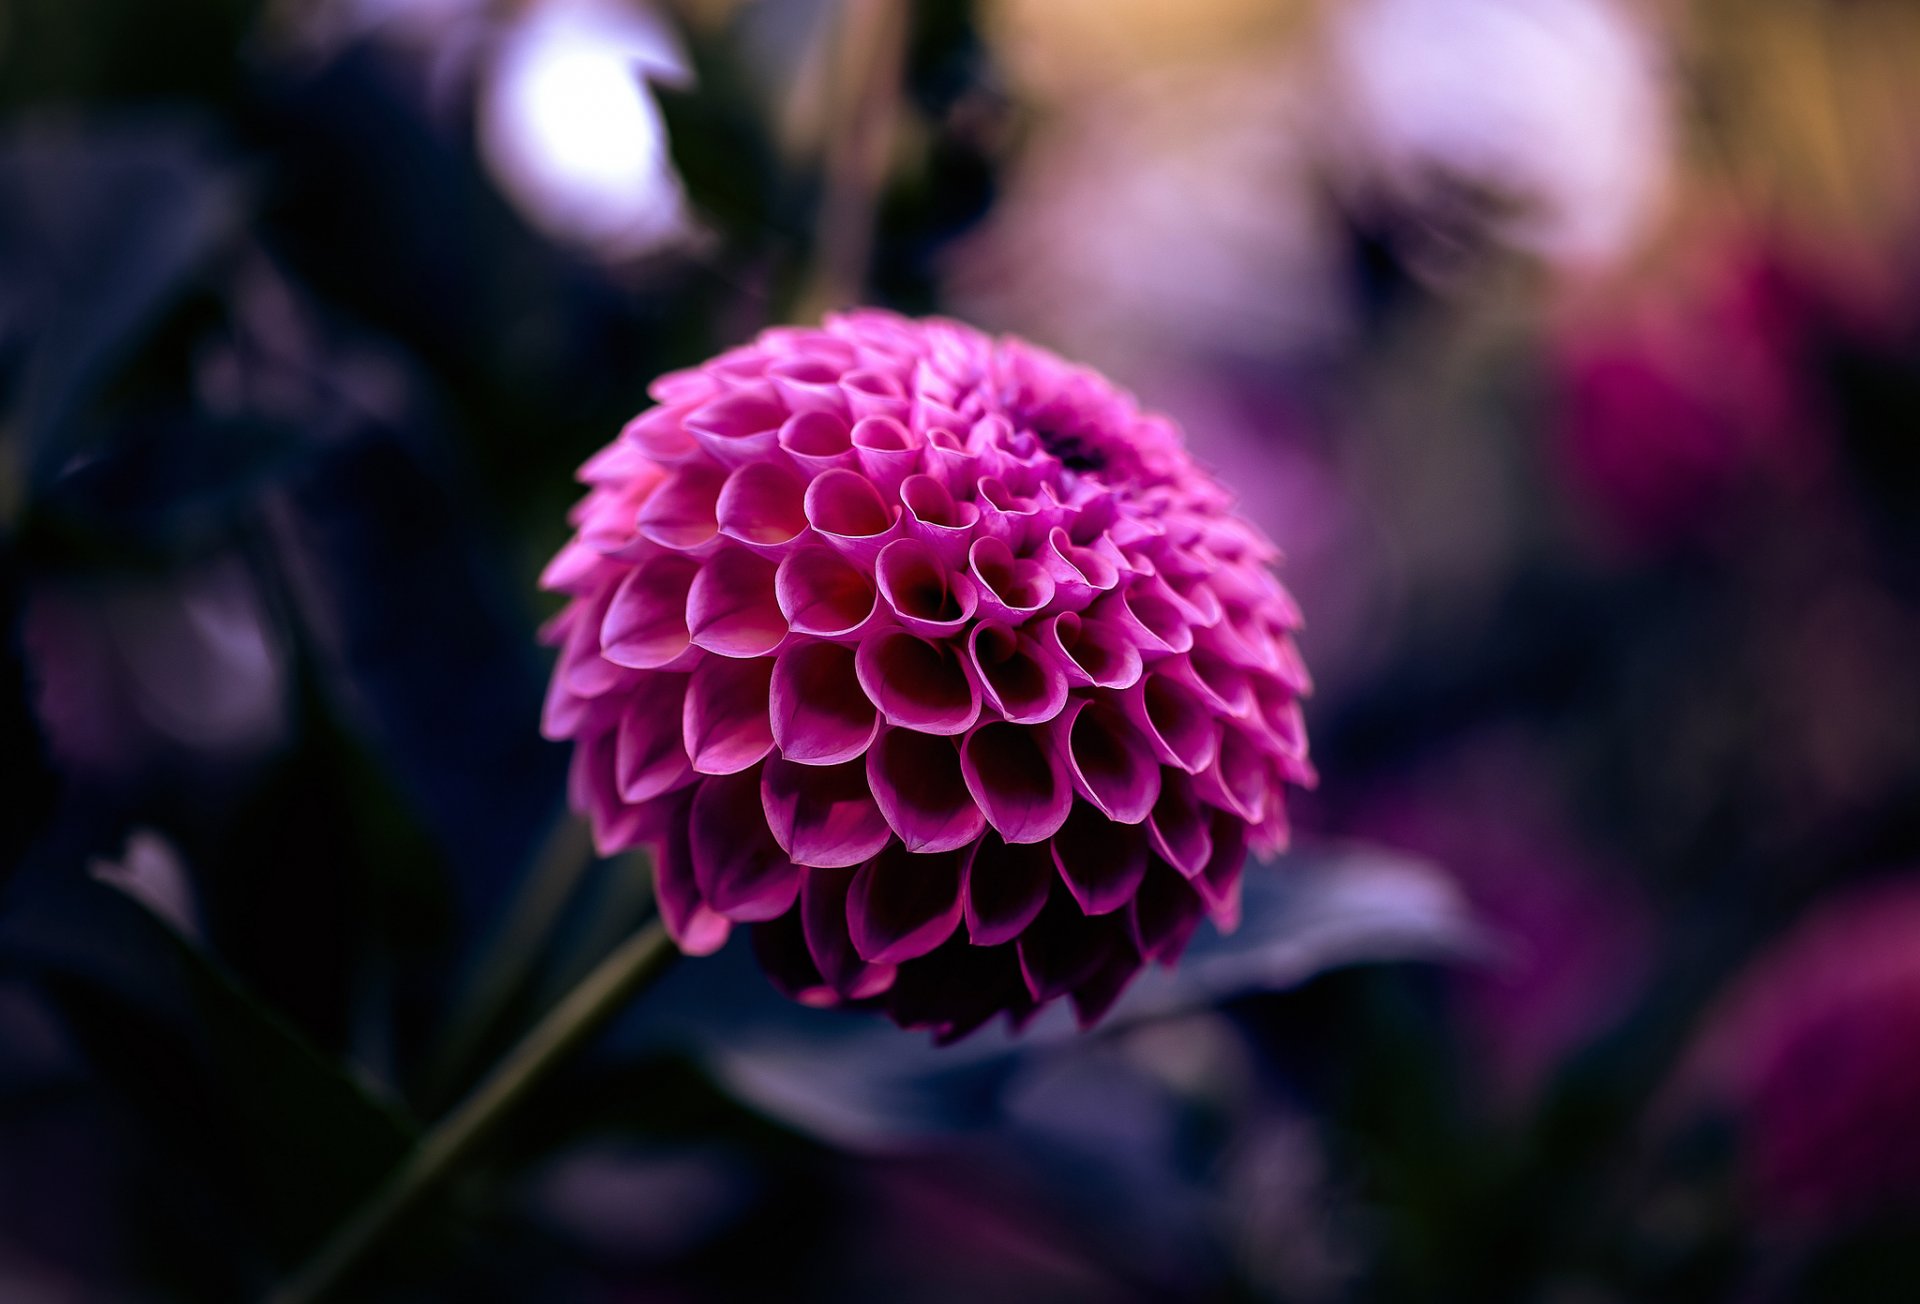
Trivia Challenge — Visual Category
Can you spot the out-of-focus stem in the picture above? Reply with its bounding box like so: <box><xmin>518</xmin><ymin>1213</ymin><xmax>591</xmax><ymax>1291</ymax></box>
<box><xmin>795</xmin><ymin>0</ymin><xmax>909</xmax><ymax>318</ymax></box>
<box><xmin>268</xmin><ymin>918</ymin><xmax>676</xmax><ymax>1304</ymax></box>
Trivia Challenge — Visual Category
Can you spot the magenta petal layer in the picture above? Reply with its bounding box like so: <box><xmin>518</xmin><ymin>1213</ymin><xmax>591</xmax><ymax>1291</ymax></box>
<box><xmin>541</xmin><ymin>310</ymin><xmax>1313</xmax><ymax>1040</ymax></box>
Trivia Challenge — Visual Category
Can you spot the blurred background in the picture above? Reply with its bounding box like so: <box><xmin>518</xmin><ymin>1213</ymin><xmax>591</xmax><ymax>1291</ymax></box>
<box><xmin>6</xmin><ymin>0</ymin><xmax>1920</xmax><ymax>1299</ymax></box>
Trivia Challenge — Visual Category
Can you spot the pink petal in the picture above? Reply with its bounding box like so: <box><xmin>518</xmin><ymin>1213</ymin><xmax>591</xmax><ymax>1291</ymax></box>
<box><xmin>716</xmin><ymin>461</ymin><xmax>809</xmax><ymax>549</ymax></box>
<box><xmin>1122</xmin><ymin>671</ymin><xmax>1220</xmax><ymax>774</ymax></box>
<box><xmin>900</xmin><ymin>473</ymin><xmax>979</xmax><ymax>563</ymax></box>
<box><xmin>801</xmin><ymin>865</ymin><xmax>898</xmax><ymax>998</ymax></box>
<box><xmin>636</xmin><ymin>462</ymin><xmax>726</xmax><ymax>552</ymax></box>
<box><xmin>653</xmin><ymin>791</ymin><xmax>732</xmax><ymax>955</ymax></box>
<box><xmin>875</xmin><ymin>538</ymin><xmax>979</xmax><ymax>636</ymax></box>
<box><xmin>1055</xmin><ymin>698</ymin><xmax>1161</xmax><ymax>825</ymax></box>
<box><xmin>1130</xmin><ymin>857</ymin><xmax>1205</xmax><ymax>964</ymax></box>
<box><xmin>778</xmin><ymin>410</ymin><xmax>858</xmax><ymax>476</ymax></box>
<box><xmin>1105</xmin><ymin>577</ymin><xmax>1194</xmax><ymax>654</ymax></box>
<box><xmin>1041</xmin><ymin>611</ymin><xmax>1142</xmax><ymax>690</ymax></box>
<box><xmin>963</xmin><ymin>833</ymin><xmax>1055</xmax><ymax>946</ymax></box>
<box><xmin>683</xmin><ymin>654</ymin><xmax>775</xmax><ymax>774</ymax></box>
<box><xmin>775</xmin><ymin>546</ymin><xmax>877</xmax><ymax>638</ymax></box>
<box><xmin>856</xmin><ymin>629</ymin><xmax>980</xmax><ymax>736</ymax></box>
<box><xmin>1052</xmin><ymin>801</ymin><xmax>1149</xmax><ymax>916</ymax></box>
<box><xmin>866</xmin><ymin>728</ymin><xmax>986</xmax><ymax>853</ymax></box>
<box><xmin>760</xmin><ymin>756</ymin><xmax>893</xmax><ymax>869</ymax></box>
<box><xmin>848</xmin><ymin>841</ymin><xmax>966</xmax><ymax>964</ymax></box>
<box><xmin>1193</xmin><ymin>725</ymin><xmax>1269</xmax><ymax>823</ymax></box>
<box><xmin>1194</xmin><ymin>809</ymin><xmax>1249</xmax><ymax>930</ymax></box>
<box><xmin>1016</xmin><ymin>892</ymin><xmax>1125</xmax><ymax>1002</ymax></box>
<box><xmin>805</xmin><ymin>467</ymin><xmax>900</xmax><ymax>559</ymax></box>
<box><xmin>615</xmin><ymin>673</ymin><xmax>695</xmax><ymax>800</ymax></box>
<box><xmin>683</xmin><ymin>385</ymin><xmax>787</xmax><ymax>466</ymax></box>
<box><xmin>689</xmin><ymin>770</ymin><xmax>800</xmax><ymax>921</ymax></box>
<box><xmin>601</xmin><ymin>555</ymin><xmax>699</xmax><ymax>669</ymax></box>
<box><xmin>968</xmin><ymin>622</ymin><xmax>1069</xmax><ymax>724</ymax></box>
<box><xmin>770</xmin><ymin>641</ymin><xmax>878</xmax><ymax>765</ymax></box>
<box><xmin>960</xmin><ymin>721</ymin><xmax>1071</xmax><ymax>845</ymax></box>
<box><xmin>968</xmin><ymin>536</ymin><xmax>1056</xmax><ymax>622</ymax></box>
<box><xmin>687</xmin><ymin>548</ymin><xmax>787</xmax><ymax>658</ymax></box>
<box><xmin>1146</xmin><ymin>766</ymin><xmax>1213</xmax><ymax>877</ymax></box>
<box><xmin>852</xmin><ymin>414</ymin><xmax>926</xmax><ymax>493</ymax></box>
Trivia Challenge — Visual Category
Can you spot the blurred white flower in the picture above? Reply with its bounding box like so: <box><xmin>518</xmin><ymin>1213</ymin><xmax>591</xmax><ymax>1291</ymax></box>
<box><xmin>476</xmin><ymin>0</ymin><xmax>688</xmax><ymax>260</ymax></box>
<box><xmin>274</xmin><ymin>0</ymin><xmax>690</xmax><ymax>261</ymax></box>
<box><xmin>1328</xmin><ymin>0</ymin><xmax>1671</xmax><ymax>271</ymax></box>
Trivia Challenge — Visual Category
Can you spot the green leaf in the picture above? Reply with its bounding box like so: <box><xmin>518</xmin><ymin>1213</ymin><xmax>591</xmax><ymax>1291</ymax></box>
<box><xmin>0</xmin><ymin>868</ymin><xmax>417</xmax><ymax>1270</ymax></box>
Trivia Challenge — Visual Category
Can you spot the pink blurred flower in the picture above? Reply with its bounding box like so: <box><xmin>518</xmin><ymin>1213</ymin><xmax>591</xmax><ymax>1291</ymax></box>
<box><xmin>540</xmin><ymin>311</ymin><xmax>1314</xmax><ymax>1040</ymax></box>
<box><xmin>1551</xmin><ymin>233</ymin><xmax>1843</xmax><ymax>550</ymax></box>
<box><xmin>1686</xmin><ymin>876</ymin><xmax>1920</xmax><ymax>1225</ymax></box>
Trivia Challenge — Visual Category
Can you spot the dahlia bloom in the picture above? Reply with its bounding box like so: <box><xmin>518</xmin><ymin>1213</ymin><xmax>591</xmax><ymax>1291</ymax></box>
<box><xmin>1685</xmin><ymin>877</ymin><xmax>1920</xmax><ymax>1224</ymax></box>
<box><xmin>540</xmin><ymin>311</ymin><xmax>1313</xmax><ymax>1040</ymax></box>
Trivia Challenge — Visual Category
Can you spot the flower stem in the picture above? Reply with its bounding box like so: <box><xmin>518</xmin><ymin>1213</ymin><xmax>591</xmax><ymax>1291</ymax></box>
<box><xmin>269</xmin><ymin>918</ymin><xmax>677</xmax><ymax>1304</ymax></box>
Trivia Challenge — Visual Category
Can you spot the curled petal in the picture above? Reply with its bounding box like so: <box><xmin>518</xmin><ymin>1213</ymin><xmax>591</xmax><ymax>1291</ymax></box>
<box><xmin>654</xmin><ymin>791</ymin><xmax>731</xmax><ymax>955</ymax></box>
<box><xmin>1130</xmin><ymin>857</ymin><xmax>1206</xmax><ymax>964</ymax></box>
<box><xmin>687</xmin><ymin>548</ymin><xmax>787</xmax><ymax>658</ymax></box>
<box><xmin>852</xmin><ymin>415</ymin><xmax>925</xmax><ymax>494</ymax></box>
<box><xmin>690</xmin><ymin>770</ymin><xmax>800</xmax><ymax>921</ymax></box>
<box><xmin>775</xmin><ymin>546</ymin><xmax>877</xmax><ymax>639</ymax></box>
<box><xmin>601</xmin><ymin>555</ymin><xmax>699</xmax><ymax>669</ymax></box>
<box><xmin>637</xmin><ymin>462</ymin><xmax>726</xmax><ymax>552</ymax></box>
<box><xmin>751</xmin><ymin>912</ymin><xmax>836</xmax><ymax>1007</ymax></box>
<box><xmin>801</xmin><ymin>865</ymin><xmax>897</xmax><ymax>998</ymax></box>
<box><xmin>964</xmin><ymin>833</ymin><xmax>1055</xmax><ymax>946</ymax></box>
<box><xmin>768</xmin><ymin>357</ymin><xmax>854</xmax><ymax>418</ymax></box>
<box><xmin>1194</xmin><ymin>725</ymin><xmax>1269</xmax><ymax>824</ymax></box>
<box><xmin>1146</xmin><ymin>767</ymin><xmax>1213</xmax><ymax>877</ymax></box>
<box><xmin>1181</xmin><ymin>645</ymin><xmax>1255</xmax><ymax>718</ymax></box>
<box><xmin>1041</xmin><ymin>611</ymin><xmax>1142</xmax><ymax>691</ymax></box>
<box><xmin>840</xmin><ymin>367</ymin><xmax>910</xmax><ymax>422</ymax></box>
<box><xmin>960</xmin><ymin>720</ymin><xmax>1072</xmax><ymax>845</ymax></box>
<box><xmin>849</xmin><ymin>842</ymin><xmax>966</xmax><ymax>964</ymax></box>
<box><xmin>1122</xmin><ymin>671</ymin><xmax>1219</xmax><ymax>774</ymax></box>
<box><xmin>969</xmin><ymin>622</ymin><xmax>1069</xmax><ymax>725</ymax></box>
<box><xmin>1017</xmin><ymin>891</ymin><xmax>1128</xmax><ymax>1002</ymax></box>
<box><xmin>866</xmin><ymin>728</ymin><xmax>985</xmax><ymax>853</ymax></box>
<box><xmin>968</xmin><ymin>537</ymin><xmax>1056</xmax><ymax>624</ymax></box>
<box><xmin>857</xmin><ymin>630</ymin><xmax>980</xmax><ymax>736</ymax></box>
<box><xmin>616</xmin><ymin>673</ymin><xmax>694</xmax><ymax>800</ymax></box>
<box><xmin>875</xmin><ymin>538</ymin><xmax>979</xmax><ymax>636</ymax></box>
<box><xmin>622</xmin><ymin>403</ymin><xmax>699</xmax><ymax>463</ymax></box>
<box><xmin>1052</xmin><ymin>801</ymin><xmax>1149</xmax><ymax>916</ymax></box>
<box><xmin>683</xmin><ymin>654</ymin><xmax>775</xmax><ymax>774</ymax></box>
<box><xmin>900</xmin><ymin>473</ymin><xmax>978</xmax><ymax>564</ymax></box>
<box><xmin>717</xmin><ymin>461</ymin><xmax>809</xmax><ymax>549</ymax></box>
<box><xmin>1194</xmin><ymin>810</ymin><xmax>1250</xmax><ymax>930</ymax></box>
<box><xmin>761</xmin><ymin>756</ymin><xmax>892</xmax><ymax>869</ymax></box>
<box><xmin>805</xmin><ymin>467</ymin><xmax>900</xmax><ymax>560</ymax></box>
<box><xmin>778</xmin><ymin>410</ymin><xmax>858</xmax><ymax>476</ymax></box>
<box><xmin>1040</xmin><ymin>525</ymin><xmax>1119</xmax><ymax>611</ymax></box>
<box><xmin>684</xmin><ymin>386</ymin><xmax>786</xmax><ymax>466</ymax></box>
<box><xmin>1104</xmin><ymin>577</ymin><xmax>1195</xmax><ymax>654</ymax></box>
<box><xmin>1055</xmin><ymin>698</ymin><xmax>1161</xmax><ymax>825</ymax></box>
<box><xmin>771</xmin><ymin>641</ymin><xmax>878</xmax><ymax>765</ymax></box>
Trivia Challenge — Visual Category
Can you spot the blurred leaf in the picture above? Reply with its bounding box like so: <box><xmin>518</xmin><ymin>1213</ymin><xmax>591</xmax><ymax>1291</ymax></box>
<box><xmin>0</xmin><ymin>866</ymin><xmax>415</xmax><ymax>1272</ymax></box>
<box><xmin>0</xmin><ymin>118</ymin><xmax>246</xmax><ymax>498</ymax></box>
<box><xmin>616</xmin><ymin>844</ymin><xmax>1485</xmax><ymax>1147</ymax></box>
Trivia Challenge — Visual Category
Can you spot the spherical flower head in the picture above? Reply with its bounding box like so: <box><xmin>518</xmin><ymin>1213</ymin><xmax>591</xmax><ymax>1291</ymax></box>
<box><xmin>540</xmin><ymin>311</ymin><xmax>1314</xmax><ymax>1040</ymax></box>
<box><xmin>1685</xmin><ymin>877</ymin><xmax>1920</xmax><ymax>1224</ymax></box>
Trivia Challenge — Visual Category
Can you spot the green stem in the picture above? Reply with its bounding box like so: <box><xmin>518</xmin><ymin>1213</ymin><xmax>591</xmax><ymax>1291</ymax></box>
<box><xmin>269</xmin><ymin>918</ymin><xmax>677</xmax><ymax>1304</ymax></box>
<box><xmin>418</xmin><ymin>817</ymin><xmax>599</xmax><ymax>1108</ymax></box>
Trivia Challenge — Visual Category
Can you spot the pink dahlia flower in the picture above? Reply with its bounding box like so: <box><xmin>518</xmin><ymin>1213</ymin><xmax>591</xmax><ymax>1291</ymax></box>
<box><xmin>540</xmin><ymin>311</ymin><xmax>1313</xmax><ymax>1040</ymax></box>
<box><xmin>1684</xmin><ymin>877</ymin><xmax>1920</xmax><ymax>1224</ymax></box>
